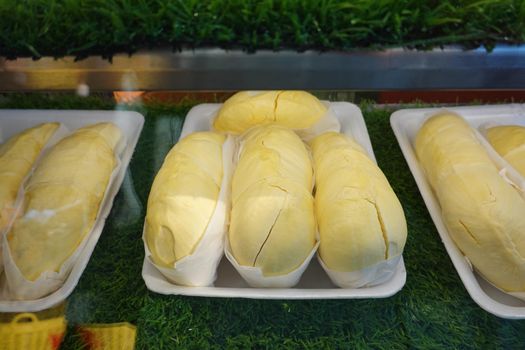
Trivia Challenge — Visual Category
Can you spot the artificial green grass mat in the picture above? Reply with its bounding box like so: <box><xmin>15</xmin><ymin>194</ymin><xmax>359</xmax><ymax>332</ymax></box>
<box><xmin>1</xmin><ymin>94</ymin><xmax>525</xmax><ymax>349</ymax></box>
<box><xmin>1</xmin><ymin>0</ymin><xmax>525</xmax><ymax>59</ymax></box>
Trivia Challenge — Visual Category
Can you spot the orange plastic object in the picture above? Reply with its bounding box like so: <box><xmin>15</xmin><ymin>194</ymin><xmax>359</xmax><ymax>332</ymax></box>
<box><xmin>79</xmin><ymin>322</ymin><xmax>137</xmax><ymax>350</ymax></box>
<box><xmin>0</xmin><ymin>313</ymin><xmax>66</xmax><ymax>350</ymax></box>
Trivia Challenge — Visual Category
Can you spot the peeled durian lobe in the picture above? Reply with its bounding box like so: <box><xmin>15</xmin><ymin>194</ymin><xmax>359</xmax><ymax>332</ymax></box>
<box><xmin>415</xmin><ymin>113</ymin><xmax>525</xmax><ymax>292</ymax></box>
<box><xmin>145</xmin><ymin>132</ymin><xmax>225</xmax><ymax>267</ymax></box>
<box><xmin>7</xmin><ymin>123</ymin><xmax>121</xmax><ymax>281</ymax></box>
<box><xmin>311</xmin><ymin>132</ymin><xmax>407</xmax><ymax>272</ymax></box>
<box><xmin>0</xmin><ymin>123</ymin><xmax>59</xmax><ymax>231</ymax></box>
<box><xmin>214</xmin><ymin>91</ymin><xmax>327</xmax><ymax>134</ymax></box>
<box><xmin>229</xmin><ymin>125</ymin><xmax>316</xmax><ymax>276</ymax></box>
<box><xmin>486</xmin><ymin>125</ymin><xmax>525</xmax><ymax>177</ymax></box>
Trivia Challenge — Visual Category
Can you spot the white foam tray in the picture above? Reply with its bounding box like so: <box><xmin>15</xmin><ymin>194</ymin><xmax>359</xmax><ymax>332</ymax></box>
<box><xmin>390</xmin><ymin>103</ymin><xmax>525</xmax><ymax>319</ymax></box>
<box><xmin>0</xmin><ymin>110</ymin><xmax>144</xmax><ymax>312</ymax></box>
<box><xmin>142</xmin><ymin>102</ymin><xmax>407</xmax><ymax>299</ymax></box>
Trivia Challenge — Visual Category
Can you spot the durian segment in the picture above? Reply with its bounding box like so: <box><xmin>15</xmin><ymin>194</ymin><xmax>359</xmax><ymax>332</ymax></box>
<box><xmin>229</xmin><ymin>177</ymin><xmax>316</xmax><ymax>276</ymax></box>
<box><xmin>229</xmin><ymin>125</ymin><xmax>316</xmax><ymax>276</ymax></box>
<box><xmin>274</xmin><ymin>91</ymin><xmax>327</xmax><ymax>129</ymax></box>
<box><xmin>164</xmin><ymin>132</ymin><xmax>225</xmax><ymax>186</ymax></box>
<box><xmin>213</xmin><ymin>91</ymin><xmax>327</xmax><ymax>134</ymax></box>
<box><xmin>415</xmin><ymin>113</ymin><xmax>525</xmax><ymax>292</ymax></box>
<box><xmin>232</xmin><ymin>125</ymin><xmax>313</xmax><ymax>203</ymax></box>
<box><xmin>213</xmin><ymin>91</ymin><xmax>279</xmax><ymax>134</ymax></box>
<box><xmin>145</xmin><ymin>132</ymin><xmax>225</xmax><ymax>267</ymax></box>
<box><xmin>486</xmin><ymin>125</ymin><xmax>525</xmax><ymax>176</ymax></box>
<box><xmin>0</xmin><ymin>123</ymin><xmax>59</xmax><ymax>231</ymax></box>
<box><xmin>7</xmin><ymin>122</ymin><xmax>121</xmax><ymax>281</ymax></box>
<box><xmin>311</xmin><ymin>132</ymin><xmax>407</xmax><ymax>272</ymax></box>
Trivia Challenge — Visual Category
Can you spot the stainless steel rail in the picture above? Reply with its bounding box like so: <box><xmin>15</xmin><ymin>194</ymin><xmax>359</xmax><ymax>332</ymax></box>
<box><xmin>1</xmin><ymin>46</ymin><xmax>525</xmax><ymax>91</ymax></box>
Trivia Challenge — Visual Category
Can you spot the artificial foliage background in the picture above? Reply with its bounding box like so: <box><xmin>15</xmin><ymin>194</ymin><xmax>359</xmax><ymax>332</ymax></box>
<box><xmin>1</xmin><ymin>0</ymin><xmax>524</xmax><ymax>58</ymax></box>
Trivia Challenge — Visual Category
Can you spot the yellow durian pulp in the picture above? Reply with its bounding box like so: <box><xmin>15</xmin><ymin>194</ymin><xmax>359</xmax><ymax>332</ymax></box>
<box><xmin>213</xmin><ymin>91</ymin><xmax>327</xmax><ymax>134</ymax></box>
<box><xmin>229</xmin><ymin>125</ymin><xmax>316</xmax><ymax>276</ymax></box>
<box><xmin>0</xmin><ymin>123</ymin><xmax>59</xmax><ymax>231</ymax></box>
<box><xmin>415</xmin><ymin>113</ymin><xmax>525</xmax><ymax>292</ymax></box>
<box><xmin>145</xmin><ymin>132</ymin><xmax>225</xmax><ymax>267</ymax></box>
<box><xmin>311</xmin><ymin>132</ymin><xmax>407</xmax><ymax>272</ymax></box>
<box><xmin>486</xmin><ymin>125</ymin><xmax>525</xmax><ymax>176</ymax></box>
<box><xmin>232</xmin><ymin>125</ymin><xmax>313</xmax><ymax>202</ymax></box>
<box><xmin>7</xmin><ymin>123</ymin><xmax>121</xmax><ymax>281</ymax></box>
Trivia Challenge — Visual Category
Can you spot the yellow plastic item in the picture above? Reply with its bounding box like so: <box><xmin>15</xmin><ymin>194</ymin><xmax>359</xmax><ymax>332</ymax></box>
<box><xmin>79</xmin><ymin>322</ymin><xmax>137</xmax><ymax>350</ymax></box>
<box><xmin>0</xmin><ymin>313</ymin><xmax>66</xmax><ymax>350</ymax></box>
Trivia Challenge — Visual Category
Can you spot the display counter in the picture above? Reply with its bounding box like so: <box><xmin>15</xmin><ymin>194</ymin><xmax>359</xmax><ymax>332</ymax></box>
<box><xmin>1</xmin><ymin>93</ymin><xmax>523</xmax><ymax>349</ymax></box>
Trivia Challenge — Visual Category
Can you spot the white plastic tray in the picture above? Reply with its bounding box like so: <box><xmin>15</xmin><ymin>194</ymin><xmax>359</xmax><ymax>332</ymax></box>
<box><xmin>0</xmin><ymin>109</ymin><xmax>144</xmax><ymax>312</ymax></box>
<box><xmin>390</xmin><ymin>103</ymin><xmax>525</xmax><ymax>319</ymax></box>
<box><xmin>142</xmin><ymin>102</ymin><xmax>407</xmax><ymax>299</ymax></box>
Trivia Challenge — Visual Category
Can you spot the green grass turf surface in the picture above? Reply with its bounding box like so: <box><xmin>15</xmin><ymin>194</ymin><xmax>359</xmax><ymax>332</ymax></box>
<box><xmin>1</xmin><ymin>94</ymin><xmax>525</xmax><ymax>349</ymax></box>
<box><xmin>1</xmin><ymin>0</ymin><xmax>525</xmax><ymax>59</ymax></box>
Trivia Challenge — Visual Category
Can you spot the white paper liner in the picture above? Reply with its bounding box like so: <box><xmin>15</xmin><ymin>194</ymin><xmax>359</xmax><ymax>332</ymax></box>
<box><xmin>1</xmin><ymin>126</ymin><xmax>125</xmax><ymax>300</ymax></box>
<box><xmin>507</xmin><ymin>292</ymin><xmax>525</xmax><ymax>301</ymax></box>
<box><xmin>225</xmin><ymin>236</ymin><xmax>319</xmax><ymax>288</ymax></box>
<box><xmin>465</xmin><ymin>254</ymin><xmax>525</xmax><ymax>302</ymax></box>
<box><xmin>318</xmin><ymin>254</ymin><xmax>402</xmax><ymax>289</ymax></box>
<box><xmin>468</xmin><ymin>264</ymin><xmax>525</xmax><ymax>302</ymax></box>
<box><xmin>0</xmin><ymin>123</ymin><xmax>69</xmax><ymax>275</ymax></box>
<box><xmin>143</xmin><ymin>136</ymin><xmax>235</xmax><ymax>287</ymax></box>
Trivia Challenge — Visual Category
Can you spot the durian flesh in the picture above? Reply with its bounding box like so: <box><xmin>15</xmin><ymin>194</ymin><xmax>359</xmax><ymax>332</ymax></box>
<box><xmin>213</xmin><ymin>91</ymin><xmax>327</xmax><ymax>134</ymax></box>
<box><xmin>7</xmin><ymin>123</ymin><xmax>121</xmax><ymax>281</ymax></box>
<box><xmin>229</xmin><ymin>125</ymin><xmax>316</xmax><ymax>276</ymax></box>
<box><xmin>0</xmin><ymin>123</ymin><xmax>59</xmax><ymax>232</ymax></box>
<box><xmin>145</xmin><ymin>132</ymin><xmax>225</xmax><ymax>267</ymax></box>
<box><xmin>415</xmin><ymin>113</ymin><xmax>525</xmax><ymax>292</ymax></box>
<box><xmin>486</xmin><ymin>125</ymin><xmax>525</xmax><ymax>177</ymax></box>
<box><xmin>232</xmin><ymin>125</ymin><xmax>313</xmax><ymax>202</ymax></box>
<box><xmin>310</xmin><ymin>132</ymin><xmax>407</xmax><ymax>272</ymax></box>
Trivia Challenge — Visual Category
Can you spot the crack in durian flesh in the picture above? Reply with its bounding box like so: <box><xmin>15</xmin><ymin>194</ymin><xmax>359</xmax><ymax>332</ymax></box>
<box><xmin>458</xmin><ymin>219</ymin><xmax>480</xmax><ymax>245</ymax></box>
<box><xmin>365</xmin><ymin>198</ymin><xmax>388</xmax><ymax>259</ymax></box>
<box><xmin>272</xmin><ymin>91</ymin><xmax>285</xmax><ymax>122</ymax></box>
<box><xmin>253</xmin><ymin>185</ymin><xmax>288</xmax><ymax>267</ymax></box>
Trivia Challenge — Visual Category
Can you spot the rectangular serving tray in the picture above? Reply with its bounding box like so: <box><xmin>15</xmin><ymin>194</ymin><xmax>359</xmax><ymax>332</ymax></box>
<box><xmin>0</xmin><ymin>110</ymin><xmax>144</xmax><ymax>312</ymax></box>
<box><xmin>142</xmin><ymin>102</ymin><xmax>407</xmax><ymax>299</ymax></box>
<box><xmin>390</xmin><ymin>104</ymin><xmax>525</xmax><ymax>319</ymax></box>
